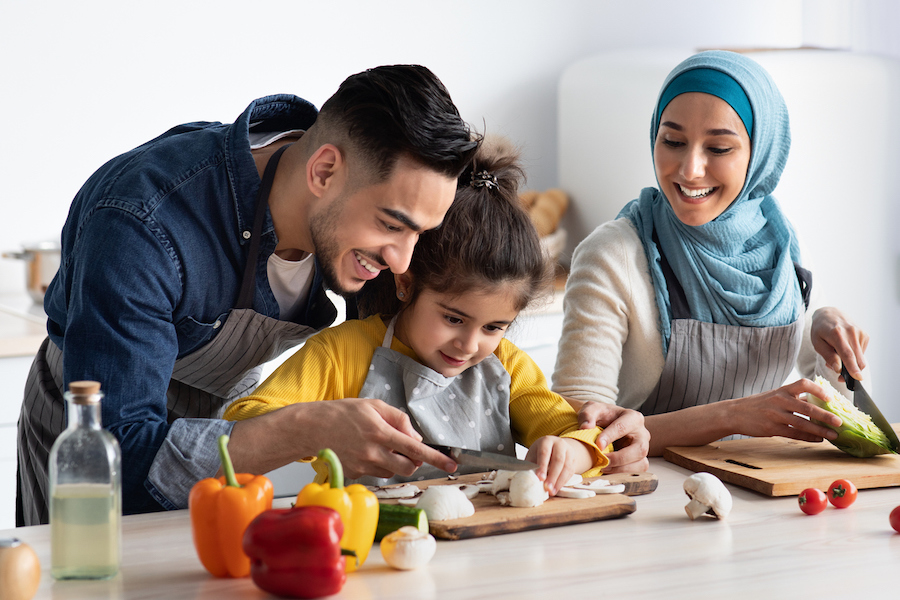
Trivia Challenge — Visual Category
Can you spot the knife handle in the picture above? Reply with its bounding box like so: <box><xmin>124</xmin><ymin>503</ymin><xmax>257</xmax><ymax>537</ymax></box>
<box><xmin>840</xmin><ymin>364</ymin><xmax>856</xmax><ymax>391</ymax></box>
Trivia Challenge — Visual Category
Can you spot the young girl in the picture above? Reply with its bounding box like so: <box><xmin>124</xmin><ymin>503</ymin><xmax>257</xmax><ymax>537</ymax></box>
<box><xmin>225</xmin><ymin>139</ymin><xmax>609</xmax><ymax>494</ymax></box>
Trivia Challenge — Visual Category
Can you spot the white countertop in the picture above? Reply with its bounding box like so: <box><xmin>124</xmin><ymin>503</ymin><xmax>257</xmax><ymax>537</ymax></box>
<box><xmin>5</xmin><ymin>456</ymin><xmax>899</xmax><ymax>599</ymax></box>
<box><xmin>0</xmin><ymin>294</ymin><xmax>45</xmax><ymax>358</ymax></box>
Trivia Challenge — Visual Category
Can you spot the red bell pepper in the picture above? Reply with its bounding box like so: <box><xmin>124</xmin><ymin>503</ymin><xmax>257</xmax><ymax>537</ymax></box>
<box><xmin>242</xmin><ymin>506</ymin><xmax>352</xmax><ymax>599</ymax></box>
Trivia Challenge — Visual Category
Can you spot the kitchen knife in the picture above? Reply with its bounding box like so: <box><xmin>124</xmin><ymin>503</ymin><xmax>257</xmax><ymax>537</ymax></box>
<box><xmin>841</xmin><ymin>365</ymin><xmax>900</xmax><ymax>452</ymax></box>
<box><xmin>427</xmin><ymin>444</ymin><xmax>537</xmax><ymax>471</ymax></box>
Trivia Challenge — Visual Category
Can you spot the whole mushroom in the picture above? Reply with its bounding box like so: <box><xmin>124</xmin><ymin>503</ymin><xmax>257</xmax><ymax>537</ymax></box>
<box><xmin>683</xmin><ymin>472</ymin><xmax>732</xmax><ymax>520</ymax></box>
<box><xmin>380</xmin><ymin>526</ymin><xmax>437</xmax><ymax>570</ymax></box>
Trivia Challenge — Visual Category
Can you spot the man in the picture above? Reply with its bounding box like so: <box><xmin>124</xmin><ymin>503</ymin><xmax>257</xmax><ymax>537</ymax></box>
<box><xmin>18</xmin><ymin>65</ymin><xmax>648</xmax><ymax>525</ymax></box>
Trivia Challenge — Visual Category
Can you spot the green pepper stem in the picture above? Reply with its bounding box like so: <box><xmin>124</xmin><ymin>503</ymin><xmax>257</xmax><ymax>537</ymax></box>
<box><xmin>341</xmin><ymin>548</ymin><xmax>359</xmax><ymax>568</ymax></box>
<box><xmin>218</xmin><ymin>434</ymin><xmax>241</xmax><ymax>488</ymax></box>
<box><xmin>317</xmin><ymin>448</ymin><xmax>344</xmax><ymax>489</ymax></box>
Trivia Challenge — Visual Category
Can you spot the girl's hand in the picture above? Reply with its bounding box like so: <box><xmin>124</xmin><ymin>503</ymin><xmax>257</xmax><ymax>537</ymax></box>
<box><xmin>524</xmin><ymin>436</ymin><xmax>593</xmax><ymax>496</ymax></box>
<box><xmin>725</xmin><ymin>378</ymin><xmax>842</xmax><ymax>442</ymax></box>
<box><xmin>811</xmin><ymin>307</ymin><xmax>869</xmax><ymax>381</ymax></box>
<box><xmin>570</xmin><ymin>400</ymin><xmax>650</xmax><ymax>473</ymax></box>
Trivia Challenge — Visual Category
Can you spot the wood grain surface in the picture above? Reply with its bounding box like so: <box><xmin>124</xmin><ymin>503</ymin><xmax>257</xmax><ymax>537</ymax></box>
<box><xmin>386</xmin><ymin>471</ymin><xmax>657</xmax><ymax>540</ymax></box>
<box><xmin>663</xmin><ymin>425</ymin><xmax>900</xmax><ymax>496</ymax></box>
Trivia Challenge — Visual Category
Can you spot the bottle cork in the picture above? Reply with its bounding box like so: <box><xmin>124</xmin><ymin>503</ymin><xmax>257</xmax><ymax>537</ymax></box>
<box><xmin>68</xmin><ymin>381</ymin><xmax>102</xmax><ymax>403</ymax></box>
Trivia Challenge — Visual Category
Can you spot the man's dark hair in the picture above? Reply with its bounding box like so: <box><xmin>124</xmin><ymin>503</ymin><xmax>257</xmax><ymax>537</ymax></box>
<box><xmin>316</xmin><ymin>65</ymin><xmax>480</xmax><ymax>181</ymax></box>
<box><xmin>357</xmin><ymin>136</ymin><xmax>552</xmax><ymax>318</ymax></box>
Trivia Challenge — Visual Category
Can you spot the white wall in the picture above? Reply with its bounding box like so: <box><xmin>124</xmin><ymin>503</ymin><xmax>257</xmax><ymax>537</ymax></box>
<box><xmin>1</xmin><ymin>0</ymin><xmax>896</xmax><ymax>380</ymax></box>
<box><xmin>0</xmin><ymin>0</ymin><xmax>815</xmax><ymax>292</ymax></box>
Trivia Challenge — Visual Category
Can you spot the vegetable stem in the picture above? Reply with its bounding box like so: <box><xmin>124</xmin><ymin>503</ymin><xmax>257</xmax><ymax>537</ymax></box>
<box><xmin>218</xmin><ymin>434</ymin><xmax>241</xmax><ymax>488</ymax></box>
<box><xmin>318</xmin><ymin>448</ymin><xmax>344</xmax><ymax>489</ymax></box>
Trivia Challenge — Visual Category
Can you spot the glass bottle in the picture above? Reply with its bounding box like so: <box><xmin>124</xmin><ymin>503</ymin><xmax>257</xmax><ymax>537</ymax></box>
<box><xmin>49</xmin><ymin>380</ymin><xmax>122</xmax><ymax>580</ymax></box>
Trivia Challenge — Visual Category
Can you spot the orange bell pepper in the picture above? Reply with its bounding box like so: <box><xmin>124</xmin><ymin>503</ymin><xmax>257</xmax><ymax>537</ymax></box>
<box><xmin>295</xmin><ymin>448</ymin><xmax>378</xmax><ymax>572</ymax></box>
<box><xmin>189</xmin><ymin>434</ymin><xmax>273</xmax><ymax>578</ymax></box>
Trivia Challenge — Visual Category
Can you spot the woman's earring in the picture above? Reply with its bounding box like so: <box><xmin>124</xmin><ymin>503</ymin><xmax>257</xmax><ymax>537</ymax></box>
<box><xmin>398</xmin><ymin>291</ymin><xmax>405</xmax><ymax>299</ymax></box>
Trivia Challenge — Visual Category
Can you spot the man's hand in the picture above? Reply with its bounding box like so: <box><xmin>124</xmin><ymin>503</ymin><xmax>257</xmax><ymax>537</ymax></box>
<box><xmin>566</xmin><ymin>398</ymin><xmax>650</xmax><ymax>473</ymax></box>
<box><xmin>227</xmin><ymin>398</ymin><xmax>458</xmax><ymax>480</ymax></box>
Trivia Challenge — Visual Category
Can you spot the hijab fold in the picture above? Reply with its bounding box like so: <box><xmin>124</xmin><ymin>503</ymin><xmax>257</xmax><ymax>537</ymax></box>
<box><xmin>619</xmin><ymin>50</ymin><xmax>802</xmax><ymax>352</ymax></box>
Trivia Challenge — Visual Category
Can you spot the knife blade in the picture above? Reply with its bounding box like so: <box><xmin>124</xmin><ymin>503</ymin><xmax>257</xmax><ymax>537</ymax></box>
<box><xmin>841</xmin><ymin>365</ymin><xmax>900</xmax><ymax>452</ymax></box>
<box><xmin>426</xmin><ymin>444</ymin><xmax>537</xmax><ymax>471</ymax></box>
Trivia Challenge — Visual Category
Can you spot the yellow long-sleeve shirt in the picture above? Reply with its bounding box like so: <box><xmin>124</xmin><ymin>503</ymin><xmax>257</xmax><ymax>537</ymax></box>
<box><xmin>225</xmin><ymin>315</ymin><xmax>609</xmax><ymax>475</ymax></box>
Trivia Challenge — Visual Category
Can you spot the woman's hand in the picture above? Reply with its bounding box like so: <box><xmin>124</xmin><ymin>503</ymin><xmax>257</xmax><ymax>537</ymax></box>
<box><xmin>811</xmin><ymin>307</ymin><xmax>869</xmax><ymax>381</ymax></box>
<box><xmin>569</xmin><ymin>400</ymin><xmax>650</xmax><ymax>473</ymax></box>
<box><xmin>724</xmin><ymin>378</ymin><xmax>842</xmax><ymax>442</ymax></box>
<box><xmin>525</xmin><ymin>437</ymin><xmax>592</xmax><ymax>496</ymax></box>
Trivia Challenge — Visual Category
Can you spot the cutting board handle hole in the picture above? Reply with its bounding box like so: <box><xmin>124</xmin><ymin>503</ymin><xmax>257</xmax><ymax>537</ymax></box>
<box><xmin>724</xmin><ymin>459</ymin><xmax>762</xmax><ymax>470</ymax></box>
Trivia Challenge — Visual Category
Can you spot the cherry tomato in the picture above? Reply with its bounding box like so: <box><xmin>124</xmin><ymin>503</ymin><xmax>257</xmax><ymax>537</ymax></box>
<box><xmin>826</xmin><ymin>479</ymin><xmax>858</xmax><ymax>508</ymax></box>
<box><xmin>797</xmin><ymin>488</ymin><xmax>828</xmax><ymax>515</ymax></box>
<box><xmin>890</xmin><ymin>506</ymin><xmax>900</xmax><ymax>533</ymax></box>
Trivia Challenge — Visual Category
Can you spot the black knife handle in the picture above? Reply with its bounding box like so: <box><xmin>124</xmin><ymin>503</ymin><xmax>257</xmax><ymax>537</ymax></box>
<box><xmin>840</xmin><ymin>364</ymin><xmax>856</xmax><ymax>391</ymax></box>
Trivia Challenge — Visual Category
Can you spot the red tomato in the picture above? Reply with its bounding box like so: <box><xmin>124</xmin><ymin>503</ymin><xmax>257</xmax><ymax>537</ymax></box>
<box><xmin>798</xmin><ymin>488</ymin><xmax>828</xmax><ymax>515</ymax></box>
<box><xmin>890</xmin><ymin>506</ymin><xmax>900</xmax><ymax>533</ymax></box>
<box><xmin>826</xmin><ymin>479</ymin><xmax>858</xmax><ymax>508</ymax></box>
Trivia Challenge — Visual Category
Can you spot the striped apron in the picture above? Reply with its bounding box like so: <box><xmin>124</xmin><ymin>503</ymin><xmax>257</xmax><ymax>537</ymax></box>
<box><xmin>17</xmin><ymin>144</ymin><xmax>332</xmax><ymax>525</ymax></box>
<box><xmin>640</xmin><ymin>238</ymin><xmax>811</xmax><ymax>416</ymax></box>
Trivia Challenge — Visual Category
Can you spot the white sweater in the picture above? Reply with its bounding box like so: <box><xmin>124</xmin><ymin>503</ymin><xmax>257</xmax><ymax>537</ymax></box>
<box><xmin>551</xmin><ymin>218</ymin><xmax>840</xmax><ymax>410</ymax></box>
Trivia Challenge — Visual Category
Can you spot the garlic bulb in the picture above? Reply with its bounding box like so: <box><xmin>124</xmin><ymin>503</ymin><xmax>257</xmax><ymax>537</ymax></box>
<box><xmin>416</xmin><ymin>485</ymin><xmax>475</xmax><ymax>521</ymax></box>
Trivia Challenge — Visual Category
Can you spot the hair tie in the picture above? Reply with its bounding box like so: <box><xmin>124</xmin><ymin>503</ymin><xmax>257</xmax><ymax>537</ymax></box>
<box><xmin>470</xmin><ymin>170</ymin><xmax>498</xmax><ymax>190</ymax></box>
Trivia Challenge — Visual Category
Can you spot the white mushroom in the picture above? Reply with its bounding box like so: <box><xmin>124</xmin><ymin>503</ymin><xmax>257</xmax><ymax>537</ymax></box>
<box><xmin>556</xmin><ymin>487</ymin><xmax>596</xmax><ymax>499</ymax></box>
<box><xmin>508</xmin><ymin>470</ymin><xmax>549</xmax><ymax>508</ymax></box>
<box><xmin>683</xmin><ymin>472</ymin><xmax>732</xmax><ymax>520</ymax></box>
<box><xmin>368</xmin><ymin>483</ymin><xmax>421</xmax><ymax>500</ymax></box>
<box><xmin>564</xmin><ymin>474</ymin><xmax>584</xmax><ymax>487</ymax></box>
<box><xmin>491</xmin><ymin>470</ymin><xmax>517</xmax><ymax>495</ymax></box>
<box><xmin>454</xmin><ymin>484</ymin><xmax>481</xmax><ymax>500</ymax></box>
<box><xmin>591</xmin><ymin>483</ymin><xmax>626</xmax><ymax>495</ymax></box>
<box><xmin>573</xmin><ymin>478</ymin><xmax>611</xmax><ymax>491</ymax></box>
<box><xmin>416</xmin><ymin>485</ymin><xmax>475</xmax><ymax>521</ymax></box>
<box><xmin>380</xmin><ymin>526</ymin><xmax>437</xmax><ymax>570</ymax></box>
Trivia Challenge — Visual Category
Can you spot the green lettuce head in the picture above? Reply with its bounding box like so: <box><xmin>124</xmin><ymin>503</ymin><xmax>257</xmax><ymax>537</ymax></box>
<box><xmin>807</xmin><ymin>376</ymin><xmax>896</xmax><ymax>458</ymax></box>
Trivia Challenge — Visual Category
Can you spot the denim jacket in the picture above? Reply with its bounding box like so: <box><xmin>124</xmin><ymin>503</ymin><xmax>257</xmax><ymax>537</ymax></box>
<box><xmin>44</xmin><ymin>95</ymin><xmax>336</xmax><ymax>513</ymax></box>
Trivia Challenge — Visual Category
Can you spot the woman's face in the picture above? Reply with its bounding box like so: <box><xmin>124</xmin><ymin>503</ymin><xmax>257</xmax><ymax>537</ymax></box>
<box><xmin>653</xmin><ymin>92</ymin><xmax>752</xmax><ymax>226</ymax></box>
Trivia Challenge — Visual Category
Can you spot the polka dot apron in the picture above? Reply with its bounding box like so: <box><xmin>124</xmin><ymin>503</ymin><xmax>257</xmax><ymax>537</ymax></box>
<box><xmin>350</xmin><ymin>316</ymin><xmax>516</xmax><ymax>486</ymax></box>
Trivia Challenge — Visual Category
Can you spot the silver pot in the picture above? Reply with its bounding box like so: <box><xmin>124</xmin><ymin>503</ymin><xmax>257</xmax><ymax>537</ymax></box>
<box><xmin>3</xmin><ymin>241</ymin><xmax>61</xmax><ymax>304</ymax></box>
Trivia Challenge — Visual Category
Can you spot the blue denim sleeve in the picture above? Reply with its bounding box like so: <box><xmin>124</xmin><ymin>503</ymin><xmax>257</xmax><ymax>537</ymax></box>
<box><xmin>146</xmin><ymin>418</ymin><xmax>235</xmax><ymax>510</ymax></box>
<box><xmin>56</xmin><ymin>204</ymin><xmax>183</xmax><ymax>515</ymax></box>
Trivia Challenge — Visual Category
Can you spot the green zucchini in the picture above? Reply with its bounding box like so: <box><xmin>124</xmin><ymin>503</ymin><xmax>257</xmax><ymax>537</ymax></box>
<box><xmin>375</xmin><ymin>503</ymin><xmax>429</xmax><ymax>541</ymax></box>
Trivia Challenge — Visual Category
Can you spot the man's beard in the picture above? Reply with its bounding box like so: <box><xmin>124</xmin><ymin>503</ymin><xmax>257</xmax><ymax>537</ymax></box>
<box><xmin>309</xmin><ymin>196</ymin><xmax>359</xmax><ymax>298</ymax></box>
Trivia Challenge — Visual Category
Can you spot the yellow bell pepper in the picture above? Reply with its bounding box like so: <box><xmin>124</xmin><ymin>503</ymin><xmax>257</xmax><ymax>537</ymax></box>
<box><xmin>295</xmin><ymin>448</ymin><xmax>378</xmax><ymax>572</ymax></box>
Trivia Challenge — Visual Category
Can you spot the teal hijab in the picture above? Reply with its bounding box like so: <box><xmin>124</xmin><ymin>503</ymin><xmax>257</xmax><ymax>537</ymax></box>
<box><xmin>618</xmin><ymin>50</ymin><xmax>802</xmax><ymax>353</ymax></box>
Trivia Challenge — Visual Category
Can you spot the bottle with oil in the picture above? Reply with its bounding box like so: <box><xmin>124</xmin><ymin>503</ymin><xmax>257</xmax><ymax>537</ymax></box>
<box><xmin>49</xmin><ymin>380</ymin><xmax>122</xmax><ymax>580</ymax></box>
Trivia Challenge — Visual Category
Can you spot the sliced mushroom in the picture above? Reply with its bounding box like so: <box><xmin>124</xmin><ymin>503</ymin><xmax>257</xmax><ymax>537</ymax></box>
<box><xmin>556</xmin><ymin>487</ymin><xmax>596</xmax><ymax>499</ymax></box>
<box><xmin>573</xmin><ymin>478</ymin><xmax>611</xmax><ymax>491</ymax></box>
<box><xmin>369</xmin><ymin>483</ymin><xmax>421</xmax><ymax>499</ymax></box>
<box><xmin>591</xmin><ymin>483</ymin><xmax>626</xmax><ymax>494</ymax></box>
<box><xmin>491</xmin><ymin>470</ymin><xmax>517</xmax><ymax>495</ymax></box>
<box><xmin>564</xmin><ymin>474</ymin><xmax>584</xmax><ymax>487</ymax></box>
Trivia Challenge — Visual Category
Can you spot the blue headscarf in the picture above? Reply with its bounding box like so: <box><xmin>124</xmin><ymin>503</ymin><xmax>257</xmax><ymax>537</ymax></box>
<box><xmin>618</xmin><ymin>50</ymin><xmax>802</xmax><ymax>353</ymax></box>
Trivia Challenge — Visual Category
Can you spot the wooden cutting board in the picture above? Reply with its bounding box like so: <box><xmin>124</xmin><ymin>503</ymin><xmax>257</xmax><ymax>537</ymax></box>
<box><xmin>664</xmin><ymin>425</ymin><xmax>900</xmax><ymax>496</ymax></box>
<box><xmin>384</xmin><ymin>472</ymin><xmax>656</xmax><ymax>540</ymax></box>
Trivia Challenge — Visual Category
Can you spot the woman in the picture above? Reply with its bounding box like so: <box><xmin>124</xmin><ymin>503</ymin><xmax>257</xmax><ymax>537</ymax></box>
<box><xmin>553</xmin><ymin>50</ymin><xmax>869</xmax><ymax>455</ymax></box>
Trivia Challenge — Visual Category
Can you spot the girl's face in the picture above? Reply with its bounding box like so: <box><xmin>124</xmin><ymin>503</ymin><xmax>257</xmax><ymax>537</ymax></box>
<box><xmin>653</xmin><ymin>92</ymin><xmax>752</xmax><ymax>226</ymax></box>
<box><xmin>394</xmin><ymin>284</ymin><xmax>521</xmax><ymax>377</ymax></box>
